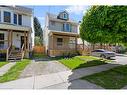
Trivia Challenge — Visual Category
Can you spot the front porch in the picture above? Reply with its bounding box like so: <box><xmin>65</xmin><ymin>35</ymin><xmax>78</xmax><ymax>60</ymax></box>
<box><xmin>0</xmin><ymin>23</ymin><xmax>31</xmax><ymax>61</ymax></box>
<box><xmin>48</xmin><ymin>31</ymin><xmax>79</xmax><ymax>57</ymax></box>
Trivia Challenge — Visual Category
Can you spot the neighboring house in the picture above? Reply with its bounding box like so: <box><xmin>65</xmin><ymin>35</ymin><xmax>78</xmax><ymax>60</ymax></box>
<box><xmin>43</xmin><ymin>11</ymin><xmax>79</xmax><ymax>57</ymax></box>
<box><xmin>0</xmin><ymin>5</ymin><xmax>34</xmax><ymax>61</ymax></box>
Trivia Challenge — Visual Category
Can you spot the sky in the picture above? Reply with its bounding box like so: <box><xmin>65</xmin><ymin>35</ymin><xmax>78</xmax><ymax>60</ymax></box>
<box><xmin>27</xmin><ymin>5</ymin><xmax>90</xmax><ymax>29</ymax></box>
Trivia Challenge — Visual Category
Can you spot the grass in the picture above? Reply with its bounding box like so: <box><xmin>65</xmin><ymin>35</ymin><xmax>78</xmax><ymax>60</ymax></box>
<box><xmin>59</xmin><ymin>56</ymin><xmax>108</xmax><ymax>70</ymax></box>
<box><xmin>33</xmin><ymin>53</ymin><xmax>47</xmax><ymax>58</ymax></box>
<box><xmin>81</xmin><ymin>65</ymin><xmax>127</xmax><ymax>89</ymax></box>
<box><xmin>0</xmin><ymin>59</ymin><xmax>31</xmax><ymax>83</ymax></box>
<box><xmin>0</xmin><ymin>61</ymin><xmax>9</xmax><ymax>67</ymax></box>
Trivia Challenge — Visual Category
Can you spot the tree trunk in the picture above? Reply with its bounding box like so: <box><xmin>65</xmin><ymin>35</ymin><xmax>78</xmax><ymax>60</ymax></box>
<box><xmin>92</xmin><ymin>43</ymin><xmax>95</xmax><ymax>50</ymax></box>
<box><xmin>100</xmin><ymin>43</ymin><xmax>102</xmax><ymax>49</ymax></box>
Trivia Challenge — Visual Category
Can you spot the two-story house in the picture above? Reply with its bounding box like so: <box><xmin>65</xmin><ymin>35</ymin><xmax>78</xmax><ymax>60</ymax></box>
<box><xmin>43</xmin><ymin>11</ymin><xmax>79</xmax><ymax>57</ymax></box>
<box><xmin>0</xmin><ymin>6</ymin><xmax>34</xmax><ymax>61</ymax></box>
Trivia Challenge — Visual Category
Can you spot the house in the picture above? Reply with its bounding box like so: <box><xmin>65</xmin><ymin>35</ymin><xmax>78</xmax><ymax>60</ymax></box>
<box><xmin>43</xmin><ymin>11</ymin><xmax>79</xmax><ymax>57</ymax></box>
<box><xmin>0</xmin><ymin>6</ymin><xmax>34</xmax><ymax>61</ymax></box>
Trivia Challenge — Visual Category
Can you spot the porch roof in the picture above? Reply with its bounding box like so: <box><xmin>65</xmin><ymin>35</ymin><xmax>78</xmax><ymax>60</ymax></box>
<box><xmin>0</xmin><ymin>23</ymin><xmax>31</xmax><ymax>32</ymax></box>
<box><xmin>48</xmin><ymin>30</ymin><xmax>79</xmax><ymax>37</ymax></box>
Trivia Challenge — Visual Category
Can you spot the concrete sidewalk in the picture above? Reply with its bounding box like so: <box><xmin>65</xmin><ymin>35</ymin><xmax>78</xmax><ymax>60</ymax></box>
<box><xmin>0</xmin><ymin>63</ymin><xmax>120</xmax><ymax>89</ymax></box>
<box><xmin>0</xmin><ymin>62</ymin><xmax>16</xmax><ymax>76</ymax></box>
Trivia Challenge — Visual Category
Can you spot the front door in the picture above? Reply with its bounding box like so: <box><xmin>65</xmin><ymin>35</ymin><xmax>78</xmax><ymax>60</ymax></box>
<box><xmin>21</xmin><ymin>36</ymin><xmax>27</xmax><ymax>49</ymax></box>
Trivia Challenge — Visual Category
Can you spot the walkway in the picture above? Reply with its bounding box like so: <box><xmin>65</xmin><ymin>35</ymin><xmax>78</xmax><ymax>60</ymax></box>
<box><xmin>0</xmin><ymin>62</ymin><xmax>16</xmax><ymax>76</ymax></box>
<box><xmin>0</xmin><ymin>63</ymin><xmax>120</xmax><ymax>89</ymax></box>
<box><xmin>19</xmin><ymin>60</ymin><xmax>69</xmax><ymax>78</ymax></box>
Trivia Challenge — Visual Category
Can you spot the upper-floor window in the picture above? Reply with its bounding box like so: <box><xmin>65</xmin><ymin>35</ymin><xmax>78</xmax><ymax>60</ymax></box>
<box><xmin>13</xmin><ymin>14</ymin><xmax>17</xmax><ymax>24</ymax></box>
<box><xmin>51</xmin><ymin>21</ymin><xmax>55</xmax><ymax>26</ymax></box>
<box><xmin>63</xmin><ymin>23</ymin><xmax>71</xmax><ymax>32</ymax></box>
<box><xmin>63</xmin><ymin>13</ymin><xmax>67</xmax><ymax>19</ymax></box>
<box><xmin>4</xmin><ymin>11</ymin><xmax>11</xmax><ymax>23</ymax></box>
<box><xmin>18</xmin><ymin>14</ymin><xmax>22</xmax><ymax>25</ymax></box>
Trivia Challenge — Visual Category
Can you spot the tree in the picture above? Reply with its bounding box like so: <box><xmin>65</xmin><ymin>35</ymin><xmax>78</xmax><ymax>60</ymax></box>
<box><xmin>34</xmin><ymin>17</ymin><xmax>43</xmax><ymax>45</ymax></box>
<box><xmin>80</xmin><ymin>6</ymin><xmax>127</xmax><ymax>46</ymax></box>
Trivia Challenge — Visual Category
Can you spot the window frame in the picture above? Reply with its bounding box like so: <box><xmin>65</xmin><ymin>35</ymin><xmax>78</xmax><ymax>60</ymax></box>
<box><xmin>3</xmin><ymin>11</ymin><xmax>11</xmax><ymax>23</ymax></box>
<box><xmin>18</xmin><ymin>14</ymin><xmax>22</xmax><ymax>25</ymax></box>
<box><xmin>57</xmin><ymin>38</ymin><xmax>63</xmax><ymax>46</ymax></box>
<box><xmin>63</xmin><ymin>23</ymin><xmax>71</xmax><ymax>32</ymax></box>
<box><xmin>51</xmin><ymin>21</ymin><xmax>55</xmax><ymax>26</ymax></box>
<box><xmin>13</xmin><ymin>13</ymin><xmax>17</xmax><ymax>24</ymax></box>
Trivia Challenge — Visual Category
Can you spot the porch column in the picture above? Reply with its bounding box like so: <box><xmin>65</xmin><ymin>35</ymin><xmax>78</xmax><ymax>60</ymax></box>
<box><xmin>75</xmin><ymin>36</ymin><xmax>77</xmax><ymax>51</ymax></box>
<box><xmin>24</xmin><ymin>31</ymin><xmax>27</xmax><ymax>51</ymax></box>
<box><xmin>7</xmin><ymin>30</ymin><xmax>13</xmax><ymax>47</ymax></box>
<box><xmin>27</xmin><ymin>31</ymin><xmax>29</xmax><ymax>51</ymax></box>
<box><xmin>10</xmin><ymin>30</ymin><xmax>13</xmax><ymax>47</ymax></box>
<box><xmin>51</xmin><ymin>34</ymin><xmax>54</xmax><ymax>56</ymax></box>
<box><xmin>52</xmin><ymin>35</ymin><xmax>54</xmax><ymax>50</ymax></box>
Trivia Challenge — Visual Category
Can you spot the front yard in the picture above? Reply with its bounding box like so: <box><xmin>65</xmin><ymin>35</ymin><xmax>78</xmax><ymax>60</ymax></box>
<box><xmin>59</xmin><ymin>56</ymin><xmax>109</xmax><ymax>70</ymax></box>
<box><xmin>0</xmin><ymin>62</ymin><xmax>9</xmax><ymax>67</ymax></box>
<box><xmin>81</xmin><ymin>65</ymin><xmax>127</xmax><ymax>89</ymax></box>
<box><xmin>0</xmin><ymin>59</ymin><xmax>31</xmax><ymax>83</ymax></box>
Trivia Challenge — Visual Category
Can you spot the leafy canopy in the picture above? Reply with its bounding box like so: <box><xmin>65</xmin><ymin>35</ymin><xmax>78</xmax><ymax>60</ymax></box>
<box><xmin>80</xmin><ymin>6</ymin><xmax>127</xmax><ymax>44</ymax></box>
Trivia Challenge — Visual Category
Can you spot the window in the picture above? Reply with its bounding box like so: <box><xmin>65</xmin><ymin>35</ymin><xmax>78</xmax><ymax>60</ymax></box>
<box><xmin>18</xmin><ymin>14</ymin><xmax>22</xmax><ymax>25</ymax></box>
<box><xmin>0</xmin><ymin>11</ymin><xmax>1</xmax><ymax>22</ymax></box>
<box><xmin>13</xmin><ymin>14</ymin><xmax>17</xmax><ymax>24</ymax></box>
<box><xmin>63</xmin><ymin>13</ymin><xmax>67</xmax><ymax>19</ymax></box>
<box><xmin>57</xmin><ymin>38</ymin><xmax>63</xmax><ymax>46</ymax></box>
<box><xmin>4</xmin><ymin>11</ymin><xmax>11</xmax><ymax>23</ymax></box>
<box><xmin>69</xmin><ymin>37</ymin><xmax>75</xmax><ymax>49</ymax></box>
<box><xmin>63</xmin><ymin>23</ymin><xmax>71</xmax><ymax>32</ymax></box>
<box><xmin>51</xmin><ymin>21</ymin><xmax>55</xmax><ymax>26</ymax></box>
<box><xmin>0</xmin><ymin>33</ymin><xmax>4</xmax><ymax>48</ymax></box>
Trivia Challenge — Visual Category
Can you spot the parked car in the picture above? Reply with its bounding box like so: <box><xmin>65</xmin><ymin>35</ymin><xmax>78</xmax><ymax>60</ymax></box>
<box><xmin>91</xmin><ymin>49</ymin><xmax>116</xmax><ymax>59</ymax></box>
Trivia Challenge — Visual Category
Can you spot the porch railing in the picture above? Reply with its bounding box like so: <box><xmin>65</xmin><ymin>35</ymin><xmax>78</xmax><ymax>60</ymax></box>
<box><xmin>6</xmin><ymin>45</ymin><xmax>12</xmax><ymax>61</ymax></box>
<box><xmin>21</xmin><ymin>44</ymin><xmax>25</xmax><ymax>60</ymax></box>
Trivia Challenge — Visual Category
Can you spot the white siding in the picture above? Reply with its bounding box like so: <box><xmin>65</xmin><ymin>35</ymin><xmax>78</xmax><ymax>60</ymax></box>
<box><xmin>49</xmin><ymin>20</ymin><xmax>78</xmax><ymax>33</ymax></box>
<box><xmin>22</xmin><ymin>15</ymin><xmax>31</xmax><ymax>27</ymax></box>
<box><xmin>12</xmin><ymin>32</ymin><xmax>24</xmax><ymax>48</ymax></box>
<box><xmin>49</xmin><ymin>21</ymin><xmax>63</xmax><ymax>31</ymax></box>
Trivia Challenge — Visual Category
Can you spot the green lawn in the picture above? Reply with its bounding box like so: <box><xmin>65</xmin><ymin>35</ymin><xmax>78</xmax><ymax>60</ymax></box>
<box><xmin>82</xmin><ymin>65</ymin><xmax>127</xmax><ymax>89</ymax></box>
<box><xmin>33</xmin><ymin>53</ymin><xmax>47</xmax><ymax>58</ymax></box>
<box><xmin>0</xmin><ymin>61</ymin><xmax>8</xmax><ymax>67</ymax></box>
<box><xmin>0</xmin><ymin>59</ymin><xmax>31</xmax><ymax>83</ymax></box>
<box><xmin>59</xmin><ymin>56</ymin><xmax>108</xmax><ymax>70</ymax></box>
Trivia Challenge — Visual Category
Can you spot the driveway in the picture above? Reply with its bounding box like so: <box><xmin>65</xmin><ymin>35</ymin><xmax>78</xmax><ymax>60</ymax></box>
<box><xmin>114</xmin><ymin>55</ymin><xmax>127</xmax><ymax>65</ymax></box>
<box><xmin>19</xmin><ymin>60</ymin><xmax>70</xmax><ymax>78</ymax></box>
<box><xmin>0</xmin><ymin>55</ymin><xmax>126</xmax><ymax>89</ymax></box>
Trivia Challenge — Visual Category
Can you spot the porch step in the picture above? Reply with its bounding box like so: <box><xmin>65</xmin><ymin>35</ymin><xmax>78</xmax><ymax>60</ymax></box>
<box><xmin>8</xmin><ymin>50</ymin><xmax>23</xmax><ymax>61</ymax></box>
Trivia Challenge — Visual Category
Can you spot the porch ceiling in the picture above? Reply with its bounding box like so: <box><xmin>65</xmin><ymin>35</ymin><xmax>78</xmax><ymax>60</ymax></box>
<box><xmin>48</xmin><ymin>30</ymin><xmax>79</xmax><ymax>37</ymax></box>
<box><xmin>0</xmin><ymin>23</ymin><xmax>31</xmax><ymax>32</ymax></box>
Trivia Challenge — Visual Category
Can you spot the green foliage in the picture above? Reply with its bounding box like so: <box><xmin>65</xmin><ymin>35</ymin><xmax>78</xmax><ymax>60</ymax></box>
<box><xmin>82</xmin><ymin>65</ymin><xmax>127</xmax><ymax>89</ymax></box>
<box><xmin>0</xmin><ymin>62</ymin><xmax>8</xmax><ymax>67</ymax></box>
<box><xmin>34</xmin><ymin>17</ymin><xmax>43</xmax><ymax>37</ymax></box>
<box><xmin>80</xmin><ymin>6</ymin><xmax>127</xmax><ymax>44</ymax></box>
<box><xmin>59</xmin><ymin>56</ymin><xmax>107</xmax><ymax>70</ymax></box>
<box><xmin>35</xmin><ymin>36</ymin><xmax>43</xmax><ymax>45</ymax></box>
<box><xmin>0</xmin><ymin>59</ymin><xmax>31</xmax><ymax>83</ymax></box>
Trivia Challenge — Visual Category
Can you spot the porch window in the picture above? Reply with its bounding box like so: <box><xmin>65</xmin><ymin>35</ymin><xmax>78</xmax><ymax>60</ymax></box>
<box><xmin>4</xmin><ymin>11</ymin><xmax>11</xmax><ymax>23</ymax></box>
<box><xmin>18</xmin><ymin>14</ymin><xmax>22</xmax><ymax>25</ymax></box>
<box><xmin>57</xmin><ymin>38</ymin><xmax>63</xmax><ymax>46</ymax></box>
<box><xmin>0</xmin><ymin>33</ymin><xmax>4</xmax><ymax>48</ymax></box>
<box><xmin>13</xmin><ymin>14</ymin><xmax>17</xmax><ymax>24</ymax></box>
<box><xmin>69</xmin><ymin>37</ymin><xmax>75</xmax><ymax>49</ymax></box>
